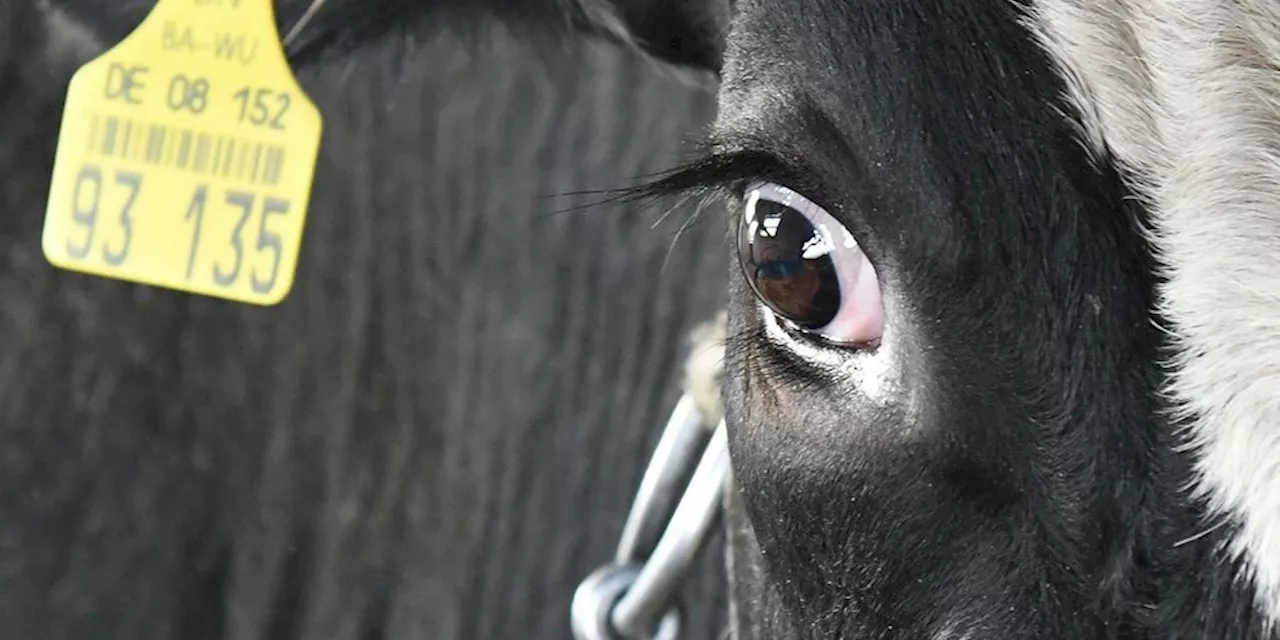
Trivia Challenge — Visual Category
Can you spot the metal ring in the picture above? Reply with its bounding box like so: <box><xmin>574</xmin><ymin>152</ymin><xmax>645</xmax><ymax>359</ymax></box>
<box><xmin>652</xmin><ymin>604</ymin><xmax>682</xmax><ymax>640</ymax></box>
<box><xmin>571</xmin><ymin>565</ymin><xmax>683</xmax><ymax>640</ymax></box>
<box><xmin>615</xmin><ymin>394</ymin><xmax>711</xmax><ymax>565</ymax></box>
<box><xmin>571</xmin><ymin>565</ymin><xmax>638</xmax><ymax>640</ymax></box>
<box><xmin>611</xmin><ymin>423</ymin><xmax>728</xmax><ymax>639</ymax></box>
<box><xmin>571</xmin><ymin>396</ymin><xmax>725</xmax><ymax>640</ymax></box>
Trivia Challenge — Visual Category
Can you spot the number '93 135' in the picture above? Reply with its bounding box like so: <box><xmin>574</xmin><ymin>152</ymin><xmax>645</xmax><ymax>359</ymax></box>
<box><xmin>67</xmin><ymin>162</ymin><xmax>292</xmax><ymax>296</ymax></box>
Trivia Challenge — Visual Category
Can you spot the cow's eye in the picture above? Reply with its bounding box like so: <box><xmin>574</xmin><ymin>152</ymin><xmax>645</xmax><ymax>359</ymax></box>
<box><xmin>736</xmin><ymin>182</ymin><xmax>884</xmax><ymax>347</ymax></box>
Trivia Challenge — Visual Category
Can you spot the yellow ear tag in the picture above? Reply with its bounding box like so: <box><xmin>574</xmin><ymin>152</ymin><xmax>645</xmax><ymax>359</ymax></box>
<box><xmin>42</xmin><ymin>0</ymin><xmax>323</xmax><ymax>306</ymax></box>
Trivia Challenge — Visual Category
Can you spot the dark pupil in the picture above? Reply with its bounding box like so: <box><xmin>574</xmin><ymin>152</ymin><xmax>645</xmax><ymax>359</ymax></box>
<box><xmin>737</xmin><ymin>199</ymin><xmax>840</xmax><ymax>329</ymax></box>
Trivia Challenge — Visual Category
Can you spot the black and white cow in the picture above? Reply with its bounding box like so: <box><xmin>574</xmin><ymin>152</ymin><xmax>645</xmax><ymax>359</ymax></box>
<box><xmin>681</xmin><ymin>1</ymin><xmax>1280</xmax><ymax>637</ymax></box>
<box><xmin>9</xmin><ymin>0</ymin><xmax>1280</xmax><ymax>639</ymax></box>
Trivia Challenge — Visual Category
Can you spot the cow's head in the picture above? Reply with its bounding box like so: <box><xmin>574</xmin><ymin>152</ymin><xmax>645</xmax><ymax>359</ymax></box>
<box><xmin>646</xmin><ymin>0</ymin><xmax>1280</xmax><ymax>637</ymax></box>
<box><xmin>40</xmin><ymin>0</ymin><xmax>1280</xmax><ymax>637</ymax></box>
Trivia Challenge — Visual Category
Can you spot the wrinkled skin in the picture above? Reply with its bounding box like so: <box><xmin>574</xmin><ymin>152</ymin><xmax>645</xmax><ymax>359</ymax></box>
<box><xmin>1</xmin><ymin>2</ymin><xmax>728</xmax><ymax>638</ymax></box>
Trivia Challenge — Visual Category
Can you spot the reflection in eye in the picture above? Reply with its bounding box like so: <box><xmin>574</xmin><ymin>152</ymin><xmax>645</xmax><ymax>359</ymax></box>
<box><xmin>737</xmin><ymin>182</ymin><xmax>884</xmax><ymax>347</ymax></box>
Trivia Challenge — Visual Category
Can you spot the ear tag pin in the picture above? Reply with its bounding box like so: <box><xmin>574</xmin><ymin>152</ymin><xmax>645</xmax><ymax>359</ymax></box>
<box><xmin>42</xmin><ymin>0</ymin><xmax>324</xmax><ymax>306</ymax></box>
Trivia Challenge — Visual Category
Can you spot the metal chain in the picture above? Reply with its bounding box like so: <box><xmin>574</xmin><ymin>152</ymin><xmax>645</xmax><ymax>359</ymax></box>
<box><xmin>571</xmin><ymin>393</ymin><xmax>730</xmax><ymax>640</ymax></box>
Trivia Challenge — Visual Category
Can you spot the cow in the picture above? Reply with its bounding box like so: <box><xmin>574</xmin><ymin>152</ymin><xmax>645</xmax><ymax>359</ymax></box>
<box><xmin>662</xmin><ymin>0</ymin><xmax>1280</xmax><ymax>638</ymax></box>
<box><xmin>11</xmin><ymin>1</ymin><xmax>1280</xmax><ymax>640</ymax></box>
<box><xmin>587</xmin><ymin>0</ymin><xmax>1280</xmax><ymax>637</ymax></box>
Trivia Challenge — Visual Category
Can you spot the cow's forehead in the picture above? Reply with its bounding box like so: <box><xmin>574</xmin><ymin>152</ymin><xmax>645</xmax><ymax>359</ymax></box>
<box><xmin>715</xmin><ymin>0</ymin><xmax>1058</xmax><ymax>160</ymax></box>
<box><xmin>719</xmin><ymin>1</ymin><xmax>1051</xmax><ymax>120</ymax></box>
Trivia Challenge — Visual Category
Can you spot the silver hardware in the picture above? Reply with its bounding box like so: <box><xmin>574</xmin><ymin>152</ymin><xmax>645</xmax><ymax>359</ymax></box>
<box><xmin>283</xmin><ymin>0</ymin><xmax>326</xmax><ymax>49</ymax></box>
<box><xmin>616</xmin><ymin>395</ymin><xmax>714</xmax><ymax>565</ymax></box>
<box><xmin>571</xmin><ymin>566</ymin><xmax>681</xmax><ymax>640</ymax></box>
<box><xmin>571</xmin><ymin>392</ymin><xmax>730</xmax><ymax>640</ymax></box>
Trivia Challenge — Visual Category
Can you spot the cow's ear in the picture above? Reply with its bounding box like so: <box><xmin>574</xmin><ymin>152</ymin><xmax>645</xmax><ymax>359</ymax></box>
<box><xmin>607</xmin><ymin>0</ymin><xmax>731</xmax><ymax>72</ymax></box>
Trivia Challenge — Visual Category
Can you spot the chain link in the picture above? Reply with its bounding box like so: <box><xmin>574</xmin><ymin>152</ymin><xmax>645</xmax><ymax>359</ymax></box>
<box><xmin>571</xmin><ymin>393</ymin><xmax>730</xmax><ymax>640</ymax></box>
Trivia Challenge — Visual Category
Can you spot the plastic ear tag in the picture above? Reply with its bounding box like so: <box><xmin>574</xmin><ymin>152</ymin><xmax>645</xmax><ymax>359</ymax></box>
<box><xmin>42</xmin><ymin>0</ymin><xmax>323</xmax><ymax>306</ymax></box>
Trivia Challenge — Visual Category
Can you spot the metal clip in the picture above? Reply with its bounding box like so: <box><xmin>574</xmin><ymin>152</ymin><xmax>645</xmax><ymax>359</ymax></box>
<box><xmin>571</xmin><ymin>393</ymin><xmax>730</xmax><ymax>640</ymax></box>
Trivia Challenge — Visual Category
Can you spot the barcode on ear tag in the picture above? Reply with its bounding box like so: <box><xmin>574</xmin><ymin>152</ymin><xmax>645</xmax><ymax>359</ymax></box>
<box><xmin>42</xmin><ymin>0</ymin><xmax>323</xmax><ymax>306</ymax></box>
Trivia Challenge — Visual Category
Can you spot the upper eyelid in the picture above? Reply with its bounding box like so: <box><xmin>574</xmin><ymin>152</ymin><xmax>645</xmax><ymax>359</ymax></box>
<box><xmin>685</xmin><ymin>149</ymin><xmax>801</xmax><ymax>189</ymax></box>
<box><xmin>613</xmin><ymin>147</ymin><xmax>806</xmax><ymax>227</ymax></box>
<box><xmin>626</xmin><ymin>125</ymin><xmax>859</xmax><ymax>233</ymax></box>
<box><xmin>637</xmin><ymin>149</ymin><xmax>823</xmax><ymax>208</ymax></box>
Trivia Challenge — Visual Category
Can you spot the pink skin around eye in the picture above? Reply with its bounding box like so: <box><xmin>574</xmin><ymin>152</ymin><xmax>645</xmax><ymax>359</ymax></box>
<box><xmin>820</xmin><ymin>247</ymin><xmax>885</xmax><ymax>347</ymax></box>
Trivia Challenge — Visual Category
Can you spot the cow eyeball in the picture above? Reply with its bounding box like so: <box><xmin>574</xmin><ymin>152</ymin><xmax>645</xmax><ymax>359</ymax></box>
<box><xmin>736</xmin><ymin>182</ymin><xmax>885</xmax><ymax>348</ymax></box>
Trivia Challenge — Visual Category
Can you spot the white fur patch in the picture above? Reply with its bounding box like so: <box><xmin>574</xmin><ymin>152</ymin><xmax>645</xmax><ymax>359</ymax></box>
<box><xmin>1025</xmin><ymin>0</ymin><xmax>1280</xmax><ymax>627</ymax></box>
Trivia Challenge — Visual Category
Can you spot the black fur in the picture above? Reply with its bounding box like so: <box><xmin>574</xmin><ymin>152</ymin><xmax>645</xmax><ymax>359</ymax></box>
<box><xmin>54</xmin><ymin>0</ymin><xmax>729</xmax><ymax>71</ymax></box>
<box><xmin>3</xmin><ymin>1</ymin><xmax>729</xmax><ymax>638</ymax></box>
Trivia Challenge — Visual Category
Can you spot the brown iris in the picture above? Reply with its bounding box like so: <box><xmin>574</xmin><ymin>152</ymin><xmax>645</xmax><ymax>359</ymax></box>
<box><xmin>737</xmin><ymin>198</ymin><xmax>840</xmax><ymax>329</ymax></box>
